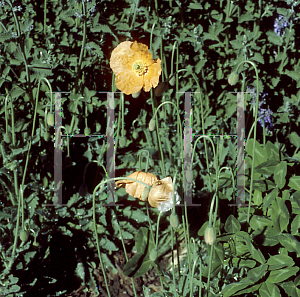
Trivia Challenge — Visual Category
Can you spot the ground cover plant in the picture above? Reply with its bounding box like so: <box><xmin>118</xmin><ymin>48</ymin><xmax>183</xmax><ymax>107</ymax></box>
<box><xmin>0</xmin><ymin>0</ymin><xmax>300</xmax><ymax>296</ymax></box>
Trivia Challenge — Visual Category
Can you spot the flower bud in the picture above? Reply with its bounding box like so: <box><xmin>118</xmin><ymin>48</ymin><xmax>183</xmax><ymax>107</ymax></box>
<box><xmin>79</xmin><ymin>183</ymin><xmax>88</xmax><ymax>197</ymax></box>
<box><xmin>169</xmin><ymin>76</ymin><xmax>176</xmax><ymax>86</ymax></box>
<box><xmin>47</xmin><ymin>112</ymin><xmax>55</xmax><ymax>126</ymax></box>
<box><xmin>155</xmin><ymin>81</ymin><xmax>168</xmax><ymax>96</ymax></box>
<box><xmin>149</xmin><ymin>119</ymin><xmax>155</xmax><ymax>132</ymax></box>
<box><xmin>84</xmin><ymin>127</ymin><xmax>91</xmax><ymax>135</ymax></box>
<box><xmin>132</xmin><ymin>90</ymin><xmax>141</xmax><ymax>98</ymax></box>
<box><xmin>228</xmin><ymin>72</ymin><xmax>239</xmax><ymax>86</ymax></box>
<box><xmin>119</xmin><ymin>136</ymin><xmax>127</xmax><ymax>148</ymax></box>
<box><xmin>33</xmin><ymin>240</ymin><xmax>40</xmax><ymax>247</ymax></box>
<box><xmin>170</xmin><ymin>213</ymin><xmax>179</xmax><ymax>229</ymax></box>
<box><xmin>204</xmin><ymin>225</ymin><xmax>216</xmax><ymax>245</ymax></box>
<box><xmin>141</xmin><ymin>187</ymin><xmax>150</xmax><ymax>201</ymax></box>
<box><xmin>20</xmin><ymin>230</ymin><xmax>29</xmax><ymax>242</ymax></box>
<box><xmin>132</xmin><ymin>130</ymin><xmax>138</xmax><ymax>139</ymax></box>
<box><xmin>4</xmin><ymin>133</ymin><xmax>12</xmax><ymax>144</ymax></box>
<box><xmin>43</xmin><ymin>176</ymin><xmax>48</xmax><ymax>189</ymax></box>
<box><xmin>43</xmin><ymin>131</ymin><xmax>50</xmax><ymax>141</ymax></box>
<box><xmin>149</xmin><ymin>248</ymin><xmax>157</xmax><ymax>261</ymax></box>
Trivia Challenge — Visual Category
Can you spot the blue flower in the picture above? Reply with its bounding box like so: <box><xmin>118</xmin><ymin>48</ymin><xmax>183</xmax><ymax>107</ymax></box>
<box><xmin>258</xmin><ymin>108</ymin><xmax>273</xmax><ymax>131</ymax></box>
<box><xmin>274</xmin><ymin>15</ymin><xmax>290</xmax><ymax>36</ymax></box>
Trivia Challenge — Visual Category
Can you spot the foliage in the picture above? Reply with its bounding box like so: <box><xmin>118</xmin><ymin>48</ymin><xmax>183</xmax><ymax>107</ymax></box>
<box><xmin>0</xmin><ymin>0</ymin><xmax>300</xmax><ymax>296</ymax></box>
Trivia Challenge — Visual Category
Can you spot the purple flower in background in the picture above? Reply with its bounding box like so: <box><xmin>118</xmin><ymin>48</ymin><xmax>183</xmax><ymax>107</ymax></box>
<box><xmin>258</xmin><ymin>108</ymin><xmax>273</xmax><ymax>131</ymax></box>
<box><xmin>274</xmin><ymin>15</ymin><xmax>290</xmax><ymax>36</ymax></box>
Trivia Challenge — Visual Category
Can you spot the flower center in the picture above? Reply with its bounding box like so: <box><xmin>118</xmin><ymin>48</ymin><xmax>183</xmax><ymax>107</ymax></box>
<box><xmin>132</xmin><ymin>60</ymin><xmax>147</xmax><ymax>76</ymax></box>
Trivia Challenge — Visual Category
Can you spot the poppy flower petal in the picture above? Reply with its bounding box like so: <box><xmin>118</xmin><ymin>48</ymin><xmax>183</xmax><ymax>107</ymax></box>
<box><xmin>109</xmin><ymin>41</ymin><xmax>162</xmax><ymax>95</ymax></box>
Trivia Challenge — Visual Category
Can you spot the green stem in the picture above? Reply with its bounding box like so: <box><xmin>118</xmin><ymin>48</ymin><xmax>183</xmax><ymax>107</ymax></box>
<box><xmin>21</xmin><ymin>78</ymin><xmax>52</xmax><ymax>191</ymax></box>
<box><xmin>171</xmin><ymin>226</ymin><xmax>178</xmax><ymax>297</ymax></box>
<box><xmin>138</xmin><ymin>150</ymin><xmax>150</xmax><ymax>172</ymax></box>
<box><xmin>78</xmin><ymin>1</ymin><xmax>87</xmax><ymax>70</ymax></box>
<box><xmin>151</xmin><ymin>101</ymin><xmax>184</xmax><ymax>176</ymax></box>
<box><xmin>121</xmin><ymin>93</ymin><xmax>125</xmax><ymax>136</ymax></box>
<box><xmin>9</xmin><ymin>185</ymin><xmax>23</xmax><ymax>270</ymax></box>
<box><xmin>4</xmin><ymin>93</ymin><xmax>9</xmax><ymax>133</ymax></box>
<box><xmin>44</xmin><ymin>0</ymin><xmax>47</xmax><ymax>35</ymax></box>
<box><xmin>129</xmin><ymin>0</ymin><xmax>140</xmax><ymax>31</ymax></box>
<box><xmin>235</xmin><ymin>60</ymin><xmax>259</xmax><ymax>229</ymax></box>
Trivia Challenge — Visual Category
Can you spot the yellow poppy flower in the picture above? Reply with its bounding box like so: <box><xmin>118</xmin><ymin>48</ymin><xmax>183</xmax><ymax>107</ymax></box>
<box><xmin>148</xmin><ymin>177</ymin><xmax>180</xmax><ymax>212</ymax></box>
<box><xmin>110</xmin><ymin>41</ymin><xmax>162</xmax><ymax>95</ymax></box>
<box><xmin>115</xmin><ymin>171</ymin><xmax>159</xmax><ymax>200</ymax></box>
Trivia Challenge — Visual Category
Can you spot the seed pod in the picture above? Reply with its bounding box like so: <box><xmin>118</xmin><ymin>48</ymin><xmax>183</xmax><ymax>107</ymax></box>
<box><xmin>149</xmin><ymin>248</ymin><xmax>157</xmax><ymax>261</ymax></box>
<box><xmin>149</xmin><ymin>118</ymin><xmax>155</xmax><ymax>131</ymax></box>
<box><xmin>20</xmin><ymin>230</ymin><xmax>29</xmax><ymax>242</ymax></box>
<box><xmin>119</xmin><ymin>136</ymin><xmax>127</xmax><ymax>148</ymax></box>
<box><xmin>84</xmin><ymin>127</ymin><xmax>91</xmax><ymax>135</ymax></box>
<box><xmin>228</xmin><ymin>72</ymin><xmax>239</xmax><ymax>86</ymax></box>
<box><xmin>115</xmin><ymin>171</ymin><xmax>158</xmax><ymax>200</ymax></box>
<box><xmin>204</xmin><ymin>225</ymin><xmax>216</xmax><ymax>245</ymax></box>
<box><xmin>47</xmin><ymin>112</ymin><xmax>55</xmax><ymax>126</ymax></box>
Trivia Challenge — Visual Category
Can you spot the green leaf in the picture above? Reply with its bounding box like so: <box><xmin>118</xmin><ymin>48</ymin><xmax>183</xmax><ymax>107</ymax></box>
<box><xmin>246</xmin><ymin>264</ymin><xmax>268</xmax><ymax>282</ymax></box>
<box><xmin>285</xmin><ymin>70</ymin><xmax>300</xmax><ymax>81</ymax></box>
<box><xmin>259</xmin><ymin>281</ymin><xmax>281</xmax><ymax>297</ymax></box>
<box><xmin>267</xmin><ymin>267</ymin><xmax>299</xmax><ymax>283</ymax></box>
<box><xmin>0</xmin><ymin>32</ymin><xmax>13</xmax><ymax>43</ymax></box>
<box><xmin>188</xmin><ymin>2</ymin><xmax>203</xmax><ymax>9</ymax></box>
<box><xmin>99</xmin><ymin>236</ymin><xmax>118</xmax><ymax>251</ymax></box>
<box><xmin>238</xmin><ymin>13</ymin><xmax>255</xmax><ymax>23</ymax></box>
<box><xmin>224</xmin><ymin>214</ymin><xmax>241</xmax><ymax>233</ymax></box>
<box><xmin>279</xmin><ymin>281</ymin><xmax>299</xmax><ymax>297</ymax></box>
<box><xmin>250</xmin><ymin>215</ymin><xmax>272</xmax><ymax>230</ymax></box>
<box><xmin>267</xmin><ymin>31</ymin><xmax>283</xmax><ymax>46</ymax></box>
<box><xmin>134</xmin><ymin>227</ymin><xmax>155</xmax><ymax>254</ymax></box>
<box><xmin>251</xmin><ymin>52</ymin><xmax>264</xmax><ymax>64</ymax></box>
<box><xmin>230</xmin><ymin>39</ymin><xmax>244</xmax><ymax>49</ymax></box>
<box><xmin>288</xmin><ymin>176</ymin><xmax>300</xmax><ymax>191</ymax></box>
<box><xmin>254</xmin><ymin>160</ymin><xmax>278</xmax><ymax>175</ymax></box>
<box><xmin>263</xmin><ymin>188</ymin><xmax>278</xmax><ymax>210</ymax></box>
<box><xmin>291</xmin><ymin>214</ymin><xmax>300</xmax><ymax>235</ymax></box>
<box><xmin>278</xmin><ymin>233</ymin><xmax>300</xmax><ymax>254</ymax></box>
<box><xmin>288</xmin><ymin>132</ymin><xmax>300</xmax><ymax>148</ymax></box>
<box><xmin>10</xmin><ymin>85</ymin><xmax>26</xmax><ymax>99</ymax></box>
<box><xmin>267</xmin><ymin>254</ymin><xmax>294</xmax><ymax>270</ymax></box>
<box><xmin>27</xmin><ymin>194</ymin><xmax>39</xmax><ymax>218</ymax></box>
<box><xmin>274</xmin><ymin>161</ymin><xmax>287</xmax><ymax>189</ymax></box>
<box><xmin>246</xmin><ymin>139</ymin><xmax>267</xmax><ymax>167</ymax></box>
<box><xmin>222</xmin><ymin>280</ymin><xmax>254</xmax><ymax>297</ymax></box>
<box><xmin>122</xmin><ymin>252</ymin><xmax>152</xmax><ymax>278</ymax></box>
<box><xmin>253</xmin><ymin>189</ymin><xmax>262</xmax><ymax>205</ymax></box>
